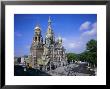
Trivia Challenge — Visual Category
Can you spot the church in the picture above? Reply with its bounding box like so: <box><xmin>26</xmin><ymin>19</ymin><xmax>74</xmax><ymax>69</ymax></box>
<box><xmin>29</xmin><ymin>17</ymin><xmax>67</xmax><ymax>71</ymax></box>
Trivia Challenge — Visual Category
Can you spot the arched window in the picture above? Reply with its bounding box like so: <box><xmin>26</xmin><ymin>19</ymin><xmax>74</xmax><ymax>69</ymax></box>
<box><xmin>35</xmin><ymin>37</ymin><xmax>37</xmax><ymax>41</ymax></box>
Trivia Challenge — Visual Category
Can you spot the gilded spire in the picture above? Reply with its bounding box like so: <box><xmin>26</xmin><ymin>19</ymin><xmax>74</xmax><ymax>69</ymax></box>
<box><xmin>47</xmin><ymin>16</ymin><xmax>52</xmax><ymax>35</ymax></box>
<box><xmin>48</xmin><ymin>16</ymin><xmax>51</xmax><ymax>26</ymax></box>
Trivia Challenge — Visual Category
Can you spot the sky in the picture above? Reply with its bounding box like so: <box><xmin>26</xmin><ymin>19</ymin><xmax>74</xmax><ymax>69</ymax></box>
<box><xmin>14</xmin><ymin>14</ymin><xmax>97</xmax><ymax>57</ymax></box>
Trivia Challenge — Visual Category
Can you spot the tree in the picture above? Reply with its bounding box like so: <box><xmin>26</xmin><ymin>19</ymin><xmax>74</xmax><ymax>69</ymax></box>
<box><xmin>87</xmin><ymin>39</ymin><xmax>97</xmax><ymax>52</ymax></box>
<box><xmin>67</xmin><ymin>53</ymin><xmax>78</xmax><ymax>62</ymax></box>
<box><xmin>66</xmin><ymin>39</ymin><xmax>97</xmax><ymax>67</ymax></box>
<box><xmin>86</xmin><ymin>39</ymin><xmax>97</xmax><ymax>67</ymax></box>
<box><xmin>79</xmin><ymin>52</ymin><xmax>87</xmax><ymax>62</ymax></box>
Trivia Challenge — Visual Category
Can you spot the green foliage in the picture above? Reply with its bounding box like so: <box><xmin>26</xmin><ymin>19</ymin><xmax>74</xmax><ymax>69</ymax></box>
<box><xmin>87</xmin><ymin>39</ymin><xmax>97</xmax><ymax>52</ymax></box>
<box><xmin>67</xmin><ymin>53</ymin><xmax>78</xmax><ymax>62</ymax></box>
<box><xmin>79</xmin><ymin>52</ymin><xmax>87</xmax><ymax>62</ymax></box>
<box><xmin>67</xmin><ymin>39</ymin><xmax>97</xmax><ymax>67</ymax></box>
<box><xmin>80</xmin><ymin>39</ymin><xmax>97</xmax><ymax>67</ymax></box>
<box><xmin>86</xmin><ymin>39</ymin><xmax>97</xmax><ymax>66</ymax></box>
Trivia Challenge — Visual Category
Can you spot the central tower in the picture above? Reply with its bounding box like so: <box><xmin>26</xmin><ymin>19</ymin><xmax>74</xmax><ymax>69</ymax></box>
<box><xmin>45</xmin><ymin>17</ymin><xmax>55</xmax><ymax>46</ymax></box>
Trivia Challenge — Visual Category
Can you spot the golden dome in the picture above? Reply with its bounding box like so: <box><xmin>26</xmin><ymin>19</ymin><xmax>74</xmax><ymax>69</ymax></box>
<box><xmin>35</xmin><ymin>24</ymin><xmax>41</xmax><ymax>34</ymax></box>
<box><xmin>58</xmin><ymin>36</ymin><xmax>62</xmax><ymax>43</ymax></box>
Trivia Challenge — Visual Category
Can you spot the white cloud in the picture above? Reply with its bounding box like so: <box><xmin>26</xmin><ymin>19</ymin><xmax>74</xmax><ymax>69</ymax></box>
<box><xmin>62</xmin><ymin>37</ymin><xmax>67</xmax><ymax>41</ymax></box>
<box><xmin>56</xmin><ymin>35</ymin><xmax>85</xmax><ymax>53</ymax></box>
<box><xmin>68</xmin><ymin>43</ymin><xmax>76</xmax><ymax>48</ymax></box>
<box><xmin>81</xmin><ymin>22</ymin><xmax>97</xmax><ymax>37</ymax></box>
<box><xmin>56</xmin><ymin>37</ymin><xmax>80</xmax><ymax>52</ymax></box>
<box><xmin>80</xmin><ymin>21</ymin><xmax>91</xmax><ymax>31</ymax></box>
<box><xmin>64</xmin><ymin>42</ymin><xmax>79</xmax><ymax>49</ymax></box>
<box><xmin>55</xmin><ymin>21</ymin><xmax>97</xmax><ymax>53</ymax></box>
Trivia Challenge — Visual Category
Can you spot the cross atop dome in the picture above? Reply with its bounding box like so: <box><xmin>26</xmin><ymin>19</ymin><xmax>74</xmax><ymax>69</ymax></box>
<box><xmin>35</xmin><ymin>24</ymin><xmax>40</xmax><ymax>30</ymax></box>
<box><xmin>48</xmin><ymin>16</ymin><xmax>51</xmax><ymax>26</ymax></box>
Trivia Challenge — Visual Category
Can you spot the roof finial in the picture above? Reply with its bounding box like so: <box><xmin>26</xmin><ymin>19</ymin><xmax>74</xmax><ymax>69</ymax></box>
<box><xmin>35</xmin><ymin>23</ymin><xmax>40</xmax><ymax>29</ymax></box>
<box><xmin>58</xmin><ymin>33</ymin><xmax>62</xmax><ymax>42</ymax></box>
<box><xmin>48</xmin><ymin>16</ymin><xmax>51</xmax><ymax>26</ymax></box>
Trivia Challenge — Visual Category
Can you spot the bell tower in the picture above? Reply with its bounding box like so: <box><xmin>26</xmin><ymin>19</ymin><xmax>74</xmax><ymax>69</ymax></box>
<box><xmin>33</xmin><ymin>24</ymin><xmax>43</xmax><ymax>44</ymax></box>
<box><xmin>30</xmin><ymin>24</ymin><xmax>43</xmax><ymax>68</ymax></box>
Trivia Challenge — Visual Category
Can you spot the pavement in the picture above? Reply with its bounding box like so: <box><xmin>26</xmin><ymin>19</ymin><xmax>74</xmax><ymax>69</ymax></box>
<box><xmin>47</xmin><ymin>63</ymin><xmax>96</xmax><ymax>76</ymax></box>
<box><xmin>14</xmin><ymin>63</ymin><xmax>96</xmax><ymax>76</ymax></box>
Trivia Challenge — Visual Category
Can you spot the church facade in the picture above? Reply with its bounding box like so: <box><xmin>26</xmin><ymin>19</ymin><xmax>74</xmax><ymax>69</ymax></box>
<box><xmin>29</xmin><ymin>17</ymin><xmax>67</xmax><ymax>71</ymax></box>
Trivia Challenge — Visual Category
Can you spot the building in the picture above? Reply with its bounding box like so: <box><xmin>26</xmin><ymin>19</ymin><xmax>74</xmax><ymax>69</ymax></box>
<box><xmin>29</xmin><ymin>17</ymin><xmax>67</xmax><ymax>71</ymax></box>
<box><xmin>14</xmin><ymin>55</ymin><xmax>29</xmax><ymax>66</ymax></box>
<box><xmin>14</xmin><ymin>57</ymin><xmax>19</xmax><ymax>65</ymax></box>
<box><xmin>21</xmin><ymin>56</ymin><xmax>25</xmax><ymax>64</ymax></box>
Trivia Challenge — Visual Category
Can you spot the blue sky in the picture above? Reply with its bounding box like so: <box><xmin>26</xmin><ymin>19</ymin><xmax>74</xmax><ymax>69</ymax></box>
<box><xmin>14</xmin><ymin>14</ymin><xmax>97</xmax><ymax>57</ymax></box>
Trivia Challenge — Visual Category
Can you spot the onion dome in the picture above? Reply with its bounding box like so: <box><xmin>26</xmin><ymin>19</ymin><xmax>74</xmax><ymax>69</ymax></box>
<box><xmin>46</xmin><ymin>33</ymin><xmax>52</xmax><ymax>38</ymax></box>
<box><xmin>34</xmin><ymin>24</ymin><xmax>41</xmax><ymax>34</ymax></box>
<box><xmin>35</xmin><ymin>24</ymin><xmax>40</xmax><ymax>30</ymax></box>
<box><xmin>58</xmin><ymin>35</ymin><xmax>62</xmax><ymax>43</ymax></box>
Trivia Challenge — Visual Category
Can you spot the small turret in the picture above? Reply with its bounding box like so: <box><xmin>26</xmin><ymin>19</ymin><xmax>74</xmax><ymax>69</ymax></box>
<box><xmin>57</xmin><ymin>35</ymin><xmax>62</xmax><ymax>44</ymax></box>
